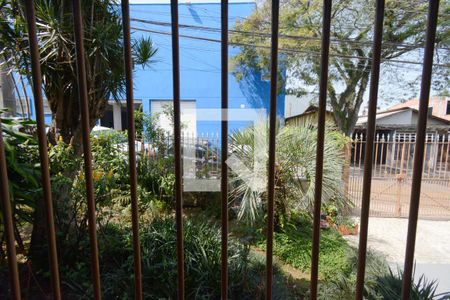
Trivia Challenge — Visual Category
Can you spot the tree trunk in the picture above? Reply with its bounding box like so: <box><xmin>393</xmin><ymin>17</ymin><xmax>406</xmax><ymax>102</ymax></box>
<box><xmin>28</xmin><ymin>200</ymin><xmax>49</xmax><ymax>268</ymax></box>
<box><xmin>330</xmin><ymin>69</ymin><xmax>371</xmax><ymax>136</ymax></box>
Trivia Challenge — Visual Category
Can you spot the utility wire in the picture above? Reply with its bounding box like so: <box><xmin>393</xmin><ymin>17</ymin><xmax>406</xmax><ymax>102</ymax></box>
<box><xmin>131</xmin><ymin>18</ymin><xmax>450</xmax><ymax>51</ymax></box>
<box><xmin>130</xmin><ymin>26</ymin><xmax>450</xmax><ymax>68</ymax></box>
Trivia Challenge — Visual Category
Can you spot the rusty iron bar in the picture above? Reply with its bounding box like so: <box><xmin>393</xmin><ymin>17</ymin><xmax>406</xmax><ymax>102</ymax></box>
<box><xmin>422</xmin><ymin>136</ymin><xmax>429</xmax><ymax>177</ymax></box>
<box><xmin>0</xmin><ymin>120</ymin><xmax>21</xmax><ymax>300</ymax></box>
<box><xmin>438</xmin><ymin>135</ymin><xmax>444</xmax><ymax>177</ymax></box>
<box><xmin>221</xmin><ymin>0</ymin><xmax>229</xmax><ymax>298</ymax></box>
<box><xmin>427</xmin><ymin>135</ymin><xmax>433</xmax><ymax>176</ymax></box>
<box><xmin>374</xmin><ymin>135</ymin><xmax>379</xmax><ymax>176</ymax></box>
<box><xmin>384</xmin><ymin>135</ymin><xmax>390</xmax><ymax>175</ymax></box>
<box><xmin>72</xmin><ymin>1</ymin><xmax>102</xmax><ymax>298</ymax></box>
<box><xmin>265</xmin><ymin>0</ymin><xmax>280</xmax><ymax>298</ymax></box>
<box><xmin>406</xmin><ymin>134</ymin><xmax>412</xmax><ymax>177</ymax></box>
<box><xmin>170</xmin><ymin>0</ymin><xmax>185</xmax><ymax>298</ymax></box>
<box><xmin>394</xmin><ymin>135</ymin><xmax>402</xmax><ymax>174</ymax></box>
<box><xmin>309</xmin><ymin>0</ymin><xmax>332</xmax><ymax>298</ymax></box>
<box><xmin>121</xmin><ymin>1</ymin><xmax>143</xmax><ymax>299</ymax></box>
<box><xmin>444</xmin><ymin>135</ymin><xmax>450</xmax><ymax>179</ymax></box>
<box><xmin>355</xmin><ymin>0</ymin><xmax>385</xmax><ymax>297</ymax></box>
<box><xmin>24</xmin><ymin>1</ymin><xmax>62</xmax><ymax>298</ymax></box>
<box><xmin>401</xmin><ymin>0</ymin><xmax>439</xmax><ymax>298</ymax></box>
<box><xmin>379</xmin><ymin>136</ymin><xmax>385</xmax><ymax>177</ymax></box>
<box><xmin>389</xmin><ymin>135</ymin><xmax>395</xmax><ymax>176</ymax></box>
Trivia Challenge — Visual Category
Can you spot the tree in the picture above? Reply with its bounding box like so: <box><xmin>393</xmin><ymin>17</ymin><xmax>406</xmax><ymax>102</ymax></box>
<box><xmin>0</xmin><ymin>0</ymin><xmax>157</xmax><ymax>152</ymax></box>
<box><xmin>230</xmin><ymin>0</ymin><xmax>450</xmax><ymax>135</ymax></box>
<box><xmin>0</xmin><ymin>0</ymin><xmax>157</xmax><ymax>265</ymax></box>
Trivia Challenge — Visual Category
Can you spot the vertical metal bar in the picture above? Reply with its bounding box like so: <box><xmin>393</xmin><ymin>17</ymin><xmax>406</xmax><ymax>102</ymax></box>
<box><xmin>432</xmin><ymin>134</ymin><xmax>438</xmax><ymax>176</ymax></box>
<box><xmin>374</xmin><ymin>134</ymin><xmax>379</xmax><ymax>176</ymax></box>
<box><xmin>394</xmin><ymin>135</ymin><xmax>402</xmax><ymax>173</ymax></box>
<box><xmin>0</xmin><ymin>120</ymin><xmax>21</xmax><ymax>300</ymax></box>
<box><xmin>221</xmin><ymin>0</ymin><xmax>229</xmax><ymax>298</ymax></box>
<box><xmin>266</xmin><ymin>0</ymin><xmax>280</xmax><ymax>298</ymax></box>
<box><xmin>309</xmin><ymin>1</ymin><xmax>332</xmax><ymax>298</ymax></box>
<box><xmin>384</xmin><ymin>134</ymin><xmax>390</xmax><ymax>175</ymax></box>
<box><xmin>72</xmin><ymin>1</ymin><xmax>102</xmax><ymax>298</ymax></box>
<box><xmin>121</xmin><ymin>1</ymin><xmax>143</xmax><ymax>299</ymax></box>
<box><xmin>170</xmin><ymin>0</ymin><xmax>185</xmax><ymax>298</ymax></box>
<box><xmin>354</xmin><ymin>1</ymin><xmax>385</xmax><ymax>291</ymax></box>
<box><xmin>358</xmin><ymin>135</ymin><xmax>363</xmax><ymax>169</ymax></box>
<box><xmin>444</xmin><ymin>134</ymin><xmax>449</xmax><ymax>179</ymax></box>
<box><xmin>390</xmin><ymin>134</ymin><xmax>396</xmax><ymax>175</ymax></box>
<box><xmin>379</xmin><ymin>135</ymin><xmax>385</xmax><ymax>177</ymax></box>
<box><xmin>401</xmin><ymin>1</ymin><xmax>439</xmax><ymax>298</ymax></box>
<box><xmin>438</xmin><ymin>135</ymin><xmax>444</xmax><ymax>177</ymax></box>
<box><xmin>24</xmin><ymin>2</ymin><xmax>61</xmax><ymax>298</ymax></box>
<box><xmin>406</xmin><ymin>134</ymin><xmax>412</xmax><ymax>177</ymax></box>
<box><xmin>427</xmin><ymin>135</ymin><xmax>433</xmax><ymax>176</ymax></box>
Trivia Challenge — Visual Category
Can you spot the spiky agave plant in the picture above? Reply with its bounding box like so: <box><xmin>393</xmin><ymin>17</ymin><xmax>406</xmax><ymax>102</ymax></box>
<box><xmin>367</xmin><ymin>268</ymin><xmax>450</xmax><ymax>300</ymax></box>
<box><xmin>229</xmin><ymin>122</ymin><xmax>350</xmax><ymax>225</ymax></box>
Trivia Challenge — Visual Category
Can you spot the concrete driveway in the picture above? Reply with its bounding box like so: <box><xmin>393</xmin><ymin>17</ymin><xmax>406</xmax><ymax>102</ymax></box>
<box><xmin>345</xmin><ymin>217</ymin><xmax>450</xmax><ymax>294</ymax></box>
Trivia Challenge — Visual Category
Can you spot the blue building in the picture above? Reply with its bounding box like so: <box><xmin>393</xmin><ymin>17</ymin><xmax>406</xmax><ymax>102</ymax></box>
<box><xmin>15</xmin><ymin>0</ymin><xmax>285</xmax><ymax>135</ymax></box>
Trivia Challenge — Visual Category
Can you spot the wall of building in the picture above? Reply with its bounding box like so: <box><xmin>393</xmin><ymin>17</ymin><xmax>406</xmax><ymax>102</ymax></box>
<box><xmin>0</xmin><ymin>63</ymin><xmax>17</xmax><ymax>117</ymax></box>
<box><xmin>285</xmin><ymin>111</ymin><xmax>335</xmax><ymax>128</ymax></box>
<box><xmin>376</xmin><ymin>110</ymin><xmax>413</xmax><ymax>126</ymax></box>
<box><xmin>389</xmin><ymin>96</ymin><xmax>450</xmax><ymax>121</ymax></box>
<box><xmin>131</xmin><ymin>1</ymin><xmax>285</xmax><ymax>136</ymax></box>
<box><xmin>376</xmin><ymin>109</ymin><xmax>449</xmax><ymax>127</ymax></box>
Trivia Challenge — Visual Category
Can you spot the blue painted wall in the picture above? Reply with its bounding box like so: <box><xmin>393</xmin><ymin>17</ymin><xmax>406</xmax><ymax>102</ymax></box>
<box><xmin>131</xmin><ymin>1</ymin><xmax>285</xmax><ymax>135</ymax></box>
<box><xmin>17</xmin><ymin>1</ymin><xmax>285</xmax><ymax>134</ymax></box>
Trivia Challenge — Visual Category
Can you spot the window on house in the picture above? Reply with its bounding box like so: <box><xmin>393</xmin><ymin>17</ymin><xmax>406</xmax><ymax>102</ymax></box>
<box><xmin>427</xmin><ymin>107</ymin><xmax>433</xmax><ymax>116</ymax></box>
<box><xmin>446</xmin><ymin>101</ymin><xmax>450</xmax><ymax>115</ymax></box>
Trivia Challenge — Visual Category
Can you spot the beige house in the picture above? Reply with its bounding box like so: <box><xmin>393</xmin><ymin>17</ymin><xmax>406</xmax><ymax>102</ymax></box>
<box><xmin>388</xmin><ymin>96</ymin><xmax>450</xmax><ymax>121</ymax></box>
<box><xmin>285</xmin><ymin>105</ymin><xmax>336</xmax><ymax>128</ymax></box>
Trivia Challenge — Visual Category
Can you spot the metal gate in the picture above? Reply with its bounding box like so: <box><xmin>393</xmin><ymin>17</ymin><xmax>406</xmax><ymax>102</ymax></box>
<box><xmin>349</xmin><ymin>133</ymin><xmax>450</xmax><ymax>219</ymax></box>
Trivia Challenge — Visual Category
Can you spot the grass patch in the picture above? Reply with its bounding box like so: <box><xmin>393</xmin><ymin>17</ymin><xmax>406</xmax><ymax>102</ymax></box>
<box><xmin>255</xmin><ymin>223</ymin><xmax>354</xmax><ymax>280</ymax></box>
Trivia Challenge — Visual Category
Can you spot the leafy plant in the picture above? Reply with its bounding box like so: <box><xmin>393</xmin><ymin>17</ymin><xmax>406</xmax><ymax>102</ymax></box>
<box><xmin>229</xmin><ymin>123</ymin><xmax>350</xmax><ymax>225</ymax></box>
<box><xmin>61</xmin><ymin>217</ymin><xmax>297</xmax><ymax>299</ymax></box>
<box><xmin>318</xmin><ymin>250</ymin><xmax>450</xmax><ymax>300</ymax></box>
<box><xmin>367</xmin><ymin>268</ymin><xmax>450</xmax><ymax>300</ymax></box>
<box><xmin>0</xmin><ymin>116</ymin><xmax>39</xmax><ymax>259</ymax></box>
<box><xmin>255</xmin><ymin>217</ymin><xmax>354</xmax><ymax>280</ymax></box>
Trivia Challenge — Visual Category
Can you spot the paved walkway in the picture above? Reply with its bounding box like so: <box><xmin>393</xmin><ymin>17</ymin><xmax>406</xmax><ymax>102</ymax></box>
<box><xmin>345</xmin><ymin>217</ymin><xmax>450</xmax><ymax>294</ymax></box>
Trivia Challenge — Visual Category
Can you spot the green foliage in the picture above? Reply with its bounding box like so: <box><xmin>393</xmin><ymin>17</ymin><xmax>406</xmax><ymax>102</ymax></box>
<box><xmin>61</xmin><ymin>217</ymin><xmax>297</xmax><ymax>299</ymax></box>
<box><xmin>255</xmin><ymin>217</ymin><xmax>354</xmax><ymax>280</ymax></box>
<box><xmin>318</xmin><ymin>258</ymin><xmax>450</xmax><ymax>300</ymax></box>
<box><xmin>230</xmin><ymin>123</ymin><xmax>350</xmax><ymax>225</ymax></box>
<box><xmin>366</xmin><ymin>268</ymin><xmax>450</xmax><ymax>300</ymax></box>
<box><xmin>47</xmin><ymin>131</ymin><xmax>131</xmax><ymax>246</ymax></box>
<box><xmin>136</xmin><ymin>105</ymin><xmax>177</xmax><ymax>205</ymax></box>
<box><xmin>316</xmin><ymin>245</ymin><xmax>450</xmax><ymax>300</ymax></box>
<box><xmin>0</xmin><ymin>117</ymin><xmax>39</xmax><ymax>244</ymax></box>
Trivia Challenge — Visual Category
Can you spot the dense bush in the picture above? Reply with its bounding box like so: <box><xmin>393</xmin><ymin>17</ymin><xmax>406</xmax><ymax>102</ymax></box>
<box><xmin>61</xmin><ymin>217</ymin><xmax>298</xmax><ymax>299</ymax></box>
